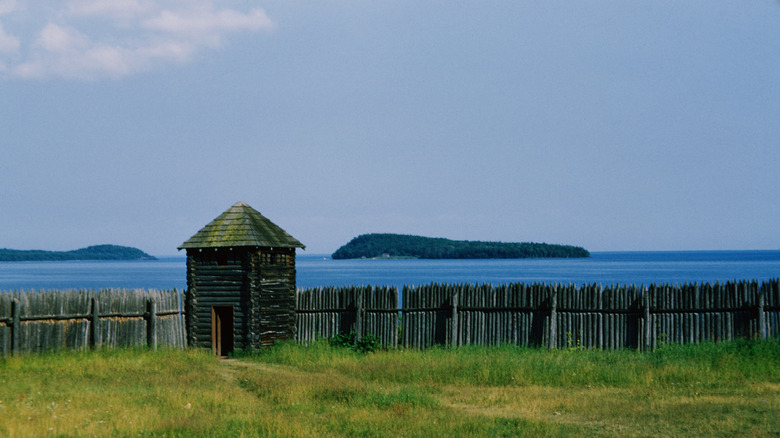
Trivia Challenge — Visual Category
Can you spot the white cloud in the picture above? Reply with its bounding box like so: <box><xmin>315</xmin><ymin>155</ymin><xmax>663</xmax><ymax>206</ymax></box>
<box><xmin>36</xmin><ymin>23</ymin><xmax>88</xmax><ymax>53</ymax></box>
<box><xmin>0</xmin><ymin>0</ymin><xmax>20</xmax><ymax>53</ymax></box>
<box><xmin>1</xmin><ymin>0</ymin><xmax>274</xmax><ymax>80</ymax></box>
<box><xmin>0</xmin><ymin>0</ymin><xmax>18</xmax><ymax>16</ymax></box>
<box><xmin>145</xmin><ymin>7</ymin><xmax>272</xmax><ymax>37</ymax></box>
<box><xmin>143</xmin><ymin>7</ymin><xmax>273</xmax><ymax>48</ymax></box>
<box><xmin>0</xmin><ymin>23</ymin><xmax>19</xmax><ymax>53</ymax></box>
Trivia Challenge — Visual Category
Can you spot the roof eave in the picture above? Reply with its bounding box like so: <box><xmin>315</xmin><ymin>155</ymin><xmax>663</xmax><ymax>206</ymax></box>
<box><xmin>178</xmin><ymin>242</ymin><xmax>305</xmax><ymax>250</ymax></box>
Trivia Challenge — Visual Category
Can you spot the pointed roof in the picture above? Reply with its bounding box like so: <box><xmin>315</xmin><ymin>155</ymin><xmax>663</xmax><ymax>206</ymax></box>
<box><xmin>178</xmin><ymin>202</ymin><xmax>305</xmax><ymax>250</ymax></box>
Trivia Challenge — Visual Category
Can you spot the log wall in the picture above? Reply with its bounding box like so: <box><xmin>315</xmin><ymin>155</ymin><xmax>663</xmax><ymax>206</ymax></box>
<box><xmin>250</xmin><ymin>248</ymin><xmax>297</xmax><ymax>348</ymax></box>
<box><xmin>185</xmin><ymin>247</ymin><xmax>298</xmax><ymax>351</ymax></box>
<box><xmin>185</xmin><ymin>248</ymin><xmax>250</xmax><ymax>349</ymax></box>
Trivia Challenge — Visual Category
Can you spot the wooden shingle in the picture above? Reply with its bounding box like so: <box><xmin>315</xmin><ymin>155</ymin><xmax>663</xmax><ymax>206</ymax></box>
<box><xmin>178</xmin><ymin>202</ymin><xmax>305</xmax><ymax>250</ymax></box>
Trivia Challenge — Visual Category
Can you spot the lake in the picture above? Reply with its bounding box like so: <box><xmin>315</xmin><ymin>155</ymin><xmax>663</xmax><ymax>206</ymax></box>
<box><xmin>0</xmin><ymin>251</ymin><xmax>778</xmax><ymax>292</ymax></box>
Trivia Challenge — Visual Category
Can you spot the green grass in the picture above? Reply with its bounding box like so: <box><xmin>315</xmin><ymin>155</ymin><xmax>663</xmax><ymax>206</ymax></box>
<box><xmin>0</xmin><ymin>339</ymin><xmax>778</xmax><ymax>437</ymax></box>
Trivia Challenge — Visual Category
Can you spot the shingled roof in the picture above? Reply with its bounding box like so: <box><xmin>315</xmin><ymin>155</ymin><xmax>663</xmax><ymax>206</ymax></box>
<box><xmin>178</xmin><ymin>202</ymin><xmax>305</xmax><ymax>250</ymax></box>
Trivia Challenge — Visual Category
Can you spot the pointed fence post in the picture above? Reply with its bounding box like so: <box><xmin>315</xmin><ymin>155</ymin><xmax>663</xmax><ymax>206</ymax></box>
<box><xmin>147</xmin><ymin>298</ymin><xmax>157</xmax><ymax>350</ymax></box>
<box><xmin>597</xmin><ymin>285</ymin><xmax>604</xmax><ymax>349</ymax></box>
<box><xmin>549</xmin><ymin>287</ymin><xmax>557</xmax><ymax>349</ymax></box>
<box><xmin>11</xmin><ymin>299</ymin><xmax>20</xmax><ymax>355</ymax></box>
<box><xmin>643</xmin><ymin>287</ymin><xmax>651</xmax><ymax>351</ymax></box>
<box><xmin>450</xmin><ymin>292</ymin><xmax>459</xmax><ymax>347</ymax></box>
<box><xmin>355</xmin><ymin>288</ymin><xmax>364</xmax><ymax>341</ymax></box>
<box><xmin>177</xmin><ymin>288</ymin><xmax>185</xmax><ymax>348</ymax></box>
<box><xmin>758</xmin><ymin>291</ymin><xmax>766</xmax><ymax>340</ymax></box>
<box><xmin>91</xmin><ymin>297</ymin><xmax>100</xmax><ymax>349</ymax></box>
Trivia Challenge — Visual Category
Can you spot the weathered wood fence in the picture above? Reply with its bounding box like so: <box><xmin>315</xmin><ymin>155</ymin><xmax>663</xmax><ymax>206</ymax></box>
<box><xmin>0</xmin><ymin>289</ymin><xmax>185</xmax><ymax>356</ymax></box>
<box><xmin>295</xmin><ymin>279</ymin><xmax>780</xmax><ymax>350</ymax></box>
<box><xmin>296</xmin><ymin>285</ymin><xmax>399</xmax><ymax>347</ymax></box>
<box><xmin>3</xmin><ymin>280</ymin><xmax>777</xmax><ymax>355</ymax></box>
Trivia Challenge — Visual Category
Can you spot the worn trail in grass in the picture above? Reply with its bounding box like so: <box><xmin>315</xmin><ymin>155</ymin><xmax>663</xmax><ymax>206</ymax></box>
<box><xmin>0</xmin><ymin>339</ymin><xmax>778</xmax><ymax>437</ymax></box>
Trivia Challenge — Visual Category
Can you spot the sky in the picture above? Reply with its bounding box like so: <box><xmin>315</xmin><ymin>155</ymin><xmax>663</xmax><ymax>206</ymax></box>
<box><xmin>1</xmin><ymin>1</ymin><xmax>779</xmax><ymax>256</ymax></box>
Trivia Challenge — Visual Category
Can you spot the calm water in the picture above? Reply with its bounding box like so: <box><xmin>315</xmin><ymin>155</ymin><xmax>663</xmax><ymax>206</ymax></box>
<box><xmin>0</xmin><ymin>251</ymin><xmax>778</xmax><ymax>292</ymax></box>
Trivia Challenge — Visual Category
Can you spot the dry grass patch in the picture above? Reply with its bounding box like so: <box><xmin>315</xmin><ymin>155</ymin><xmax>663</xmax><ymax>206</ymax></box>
<box><xmin>438</xmin><ymin>383</ymin><xmax>779</xmax><ymax>437</ymax></box>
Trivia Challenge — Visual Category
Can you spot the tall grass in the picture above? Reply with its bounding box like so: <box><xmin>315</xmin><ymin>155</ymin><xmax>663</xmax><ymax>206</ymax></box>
<box><xmin>253</xmin><ymin>337</ymin><xmax>780</xmax><ymax>388</ymax></box>
<box><xmin>0</xmin><ymin>339</ymin><xmax>777</xmax><ymax>437</ymax></box>
<box><xmin>241</xmin><ymin>338</ymin><xmax>779</xmax><ymax>436</ymax></box>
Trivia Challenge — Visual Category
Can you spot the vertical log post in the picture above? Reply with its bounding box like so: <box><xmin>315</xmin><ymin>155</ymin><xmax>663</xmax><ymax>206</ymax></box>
<box><xmin>643</xmin><ymin>287</ymin><xmax>651</xmax><ymax>351</ymax></box>
<box><xmin>177</xmin><ymin>288</ymin><xmax>185</xmax><ymax>347</ymax></box>
<box><xmin>757</xmin><ymin>291</ymin><xmax>766</xmax><ymax>340</ymax></box>
<box><xmin>147</xmin><ymin>298</ymin><xmax>157</xmax><ymax>350</ymax></box>
<box><xmin>11</xmin><ymin>299</ymin><xmax>20</xmax><ymax>355</ymax></box>
<box><xmin>597</xmin><ymin>285</ymin><xmax>604</xmax><ymax>350</ymax></box>
<box><xmin>355</xmin><ymin>288</ymin><xmax>364</xmax><ymax>342</ymax></box>
<box><xmin>549</xmin><ymin>287</ymin><xmax>557</xmax><ymax>349</ymax></box>
<box><xmin>451</xmin><ymin>292</ymin><xmax>459</xmax><ymax>347</ymax></box>
<box><xmin>91</xmin><ymin>297</ymin><xmax>100</xmax><ymax>349</ymax></box>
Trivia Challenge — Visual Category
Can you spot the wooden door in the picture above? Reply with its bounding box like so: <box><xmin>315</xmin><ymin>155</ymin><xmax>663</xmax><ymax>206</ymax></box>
<box><xmin>211</xmin><ymin>306</ymin><xmax>234</xmax><ymax>356</ymax></box>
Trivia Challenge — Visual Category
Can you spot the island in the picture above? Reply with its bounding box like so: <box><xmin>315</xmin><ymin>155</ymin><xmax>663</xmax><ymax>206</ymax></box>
<box><xmin>331</xmin><ymin>233</ymin><xmax>589</xmax><ymax>260</ymax></box>
<box><xmin>0</xmin><ymin>245</ymin><xmax>157</xmax><ymax>262</ymax></box>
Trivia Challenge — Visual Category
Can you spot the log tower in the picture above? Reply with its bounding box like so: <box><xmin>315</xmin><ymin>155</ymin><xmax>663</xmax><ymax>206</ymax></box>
<box><xmin>178</xmin><ymin>202</ymin><xmax>305</xmax><ymax>355</ymax></box>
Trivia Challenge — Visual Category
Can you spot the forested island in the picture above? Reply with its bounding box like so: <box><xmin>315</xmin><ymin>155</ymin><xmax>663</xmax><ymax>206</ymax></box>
<box><xmin>0</xmin><ymin>245</ymin><xmax>157</xmax><ymax>262</ymax></box>
<box><xmin>332</xmin><ymin>233</ymin><xmax>589</xmax><ymax>260</ymax></box>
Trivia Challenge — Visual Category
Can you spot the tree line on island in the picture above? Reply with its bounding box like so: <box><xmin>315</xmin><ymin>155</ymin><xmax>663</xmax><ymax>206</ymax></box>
<box><xmin>331</xmin><ymin>233</ymin><xmax>589</xmax><ymax>260</ymax></box>
<box><xmin>0</xmin><ymin>245</ymin><xmax>156</xmax><ymax>262</ymax></box>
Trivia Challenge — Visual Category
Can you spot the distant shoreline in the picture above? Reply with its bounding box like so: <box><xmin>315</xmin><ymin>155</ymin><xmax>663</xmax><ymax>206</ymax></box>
<box><xmin>1</xmin><ymin>250</ymin><xmax>778</xmax><ymax>292</ymax></box>
<box><xmin>0</xmin><ymin>245</ymin><xmax>157</xmax><ymax>262</ymax></box>
<box><xmin>331</xmin><ymin>233</ymin><xmax>590</xmax><ymax>260</ymax></box>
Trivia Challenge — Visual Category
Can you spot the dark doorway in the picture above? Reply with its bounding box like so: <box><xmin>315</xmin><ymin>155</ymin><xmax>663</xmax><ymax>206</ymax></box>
<box><xmin>211</xmin><ymin>306</ymin><xmax>234</xmax><ymax>356</ymax></box>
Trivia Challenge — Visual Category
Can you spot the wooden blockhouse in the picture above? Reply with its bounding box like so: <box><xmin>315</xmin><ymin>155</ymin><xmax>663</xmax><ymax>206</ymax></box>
<box><xmin>178</xmin><ymin>202</ymin><xmax>305</xmax><ymax>355</ymax></box>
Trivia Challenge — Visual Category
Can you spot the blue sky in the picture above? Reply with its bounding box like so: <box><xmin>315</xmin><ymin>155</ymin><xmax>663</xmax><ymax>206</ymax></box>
<box><xmin>1</xmin><ymin>1</ymin><xmax>779</xmax><ymax>256</ymax></box>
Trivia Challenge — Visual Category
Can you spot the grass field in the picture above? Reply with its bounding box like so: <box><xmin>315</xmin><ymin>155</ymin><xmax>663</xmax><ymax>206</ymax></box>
<box><xmin>0</xmin><ymin>339</ymin><xmax>778</xmax><ymax>437</ymax></box>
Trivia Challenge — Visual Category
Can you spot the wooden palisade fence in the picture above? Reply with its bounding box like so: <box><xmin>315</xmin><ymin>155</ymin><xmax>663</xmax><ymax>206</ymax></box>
<box><xmin>296</xmin><ymin>285</ymin><xmax>399</xmax><ymax>347</ymax></box>
<box><xmin>2</xmin><ymin>280</ymin><xmax>777</xmax><ymax>355</ymax></box>
<box><xmin>0</xmin><ymin>289</ymin><xmax>185</xmax><ymax>357</ymax></box>
<box><xmin>295</xmin><ymin>279</ymin><xmax>779</xmax><ymax>350</ymax></box>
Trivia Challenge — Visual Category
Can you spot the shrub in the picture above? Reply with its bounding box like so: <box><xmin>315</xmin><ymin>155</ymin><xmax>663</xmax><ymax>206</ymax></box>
<box><xmin>329</xmin><ymin>331</ymin><xmax>382</xmax><ymax>354</ymax></box>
